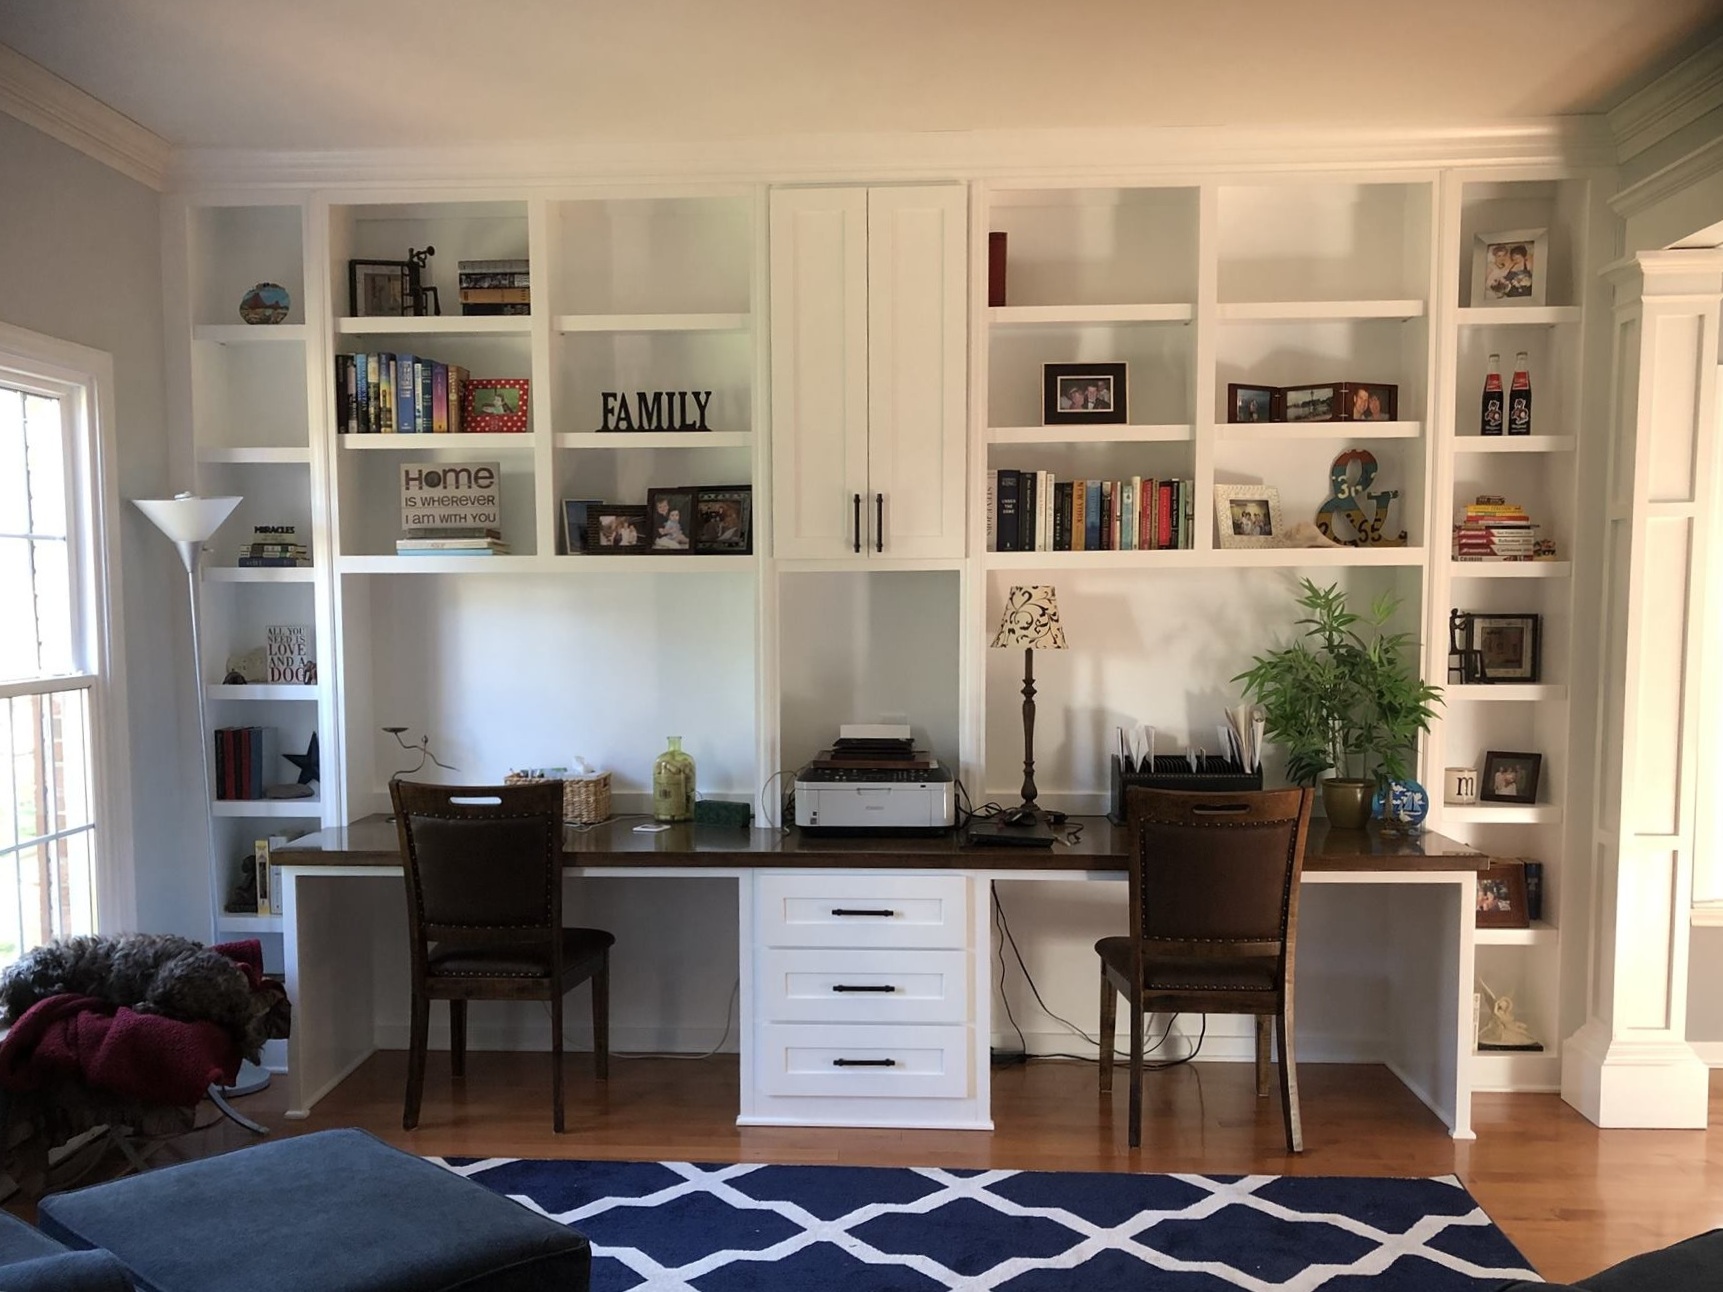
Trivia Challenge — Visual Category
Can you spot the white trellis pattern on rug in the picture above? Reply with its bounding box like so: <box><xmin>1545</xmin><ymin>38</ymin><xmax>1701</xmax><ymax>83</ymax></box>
<box><xmin>438</xmin><ymin>1157</ymin><xmax>1539</xmax><ymax>1291</ymax></box>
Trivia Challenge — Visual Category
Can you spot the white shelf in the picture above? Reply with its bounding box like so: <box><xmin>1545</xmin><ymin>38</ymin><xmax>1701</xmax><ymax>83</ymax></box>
<box><xmin>1456</xmin><ymin>306</ymin><xmax>1583</xmax><ymax>327</ymax></box>
<box><xmin>336</xmin><ymin>316</ymin><xmax>530</xmax><ymax>336</ymax></box>
<box><xmin>1476</xmin><ymin>921</ymin><xmax>1558</xmax><ymax>947</ymax></box>
<box><xmin>193</xmin><ymin>323</ymin><xmax>309</xmax><ymax>345</ymax></box>
<box><xmin>339</xmin><ymin>433</ymin><xmax>534</xmax><ymax>451</ymax></box>
<box><xmin>1448</xmin><ymin>561</ymin><xmax>1571</xmax><ymax>579</ymax></box>
<box><xmin>1452</xmin><ymin>435</ymin><xmax>1576</xmax><ymax>453</ymax></box>
<box><xmin>206</xmin><ymin>684</ymin><xmax>319</xmax><ymax>702</ymax></box>
<box><xmin>204</xmin><ymin>566</ymin><xmax>316</xmax><ymax>583</ymax></box>
<box><xmin>337</xmin><ymin>554</ymin><xmax>756</xmax><ymax>575</ymax></box>
<box><xmin>196</xmin><ymin>446</ymin><xmax>312</xmax><ymax>465</ymax></box>
<box><xmin>1205</xmin><ymin>546</ymin><xmax>1428</xmax><ymax>568</ymax></box>
<box><xmin>1217</xmin><ymin>421</ymin><xmax>1421</xmax><ymax>441</ymax></box>
<box><xmin>987</xmin><ymin>424</ymin><xmax>1193</xmax><ymax>445</ymax></box>
<box><xmin>1216</xmin><ymin>299</ymin><xmax>1426</xmax><ymax>322</ymax></box>
<box><xmin>985</xmin><ymin>549</ymin><xmax>1194</xmax><ymax>570</ymax></box>
<box><xmin>216</xmin><ymin>913</ymin><xmax>284</xmax><ymax>935</ymax></box>
<box><xmin>212</xmin><ymin>798</ymin><xmax>322</xmax><ymax>818</ymax></box>
<box><xmin>554</xmin><ymin>312</ymin><xmax>749</xmax><ymax>333</ymax></box>
<box><xmin>988</xmin><ymin>303</ymin><xmax>1194</xmax><ymax>326</ymax></box>
<box><xmin>1445</xmin><ymin>684</ymin><xmax>1567</xmax><ymax>702</ymax></box>
<box><xmin>1470</xmin><ymin>1050</ymin><xmax>1561</xmax><ymax>1092</ymax></box>
<box><xmin>557</xmin><ymin>431</ymin><xmax>751</xmax><ymax>450</ymax></box>
<box><xmin>1443</xmin><ymin>804</ymin><xmax>1563</xmax><ymax>825</ymax></box>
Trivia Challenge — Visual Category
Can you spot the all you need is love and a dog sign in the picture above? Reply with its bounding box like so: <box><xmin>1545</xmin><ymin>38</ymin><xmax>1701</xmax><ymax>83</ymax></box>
<box><xmin>401</xmin><ymin>460</ymin><xmax>500</xmax><ymax>530</ymax></box>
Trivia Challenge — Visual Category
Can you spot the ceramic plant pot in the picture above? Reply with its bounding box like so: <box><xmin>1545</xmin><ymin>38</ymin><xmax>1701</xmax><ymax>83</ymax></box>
<box><xmin>1321</xmin><ymin>778</ymin><xmax>1373</xmax><ymax>830</ymax></box>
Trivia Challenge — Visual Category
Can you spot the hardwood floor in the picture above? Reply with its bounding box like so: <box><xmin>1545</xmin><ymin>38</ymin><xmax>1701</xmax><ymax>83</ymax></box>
<box><xmin>32</xmin><ymin>1053</ymin><xmax>1723</xmax><ymax>1284</ymax></box>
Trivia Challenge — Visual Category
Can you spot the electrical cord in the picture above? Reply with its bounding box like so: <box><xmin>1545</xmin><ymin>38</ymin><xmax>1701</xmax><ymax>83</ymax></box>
<box><xmin>758</xmin><ymin>769</ymin><xmax>796</xmax><ymax>832</ymax></box>
<box><xmin>565</xmin><ymin>977</ymin><xmax>741</xmax><ymax>1061</ymax></box>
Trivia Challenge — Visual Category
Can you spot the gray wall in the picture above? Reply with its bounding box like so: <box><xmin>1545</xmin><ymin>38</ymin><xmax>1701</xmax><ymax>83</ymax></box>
<box><xmin>0</xmin><ymin>113</ymin><xmax>202</xmax><ymax>938</ymax></box>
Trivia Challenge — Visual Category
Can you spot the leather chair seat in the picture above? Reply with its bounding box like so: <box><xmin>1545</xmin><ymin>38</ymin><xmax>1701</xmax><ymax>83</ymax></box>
<box><xmin>429</xmin><ymin>929</ymin><xmax>615</xmax><ymax>978</ymax></box>
<box><xmin>1095</xmin><ymin>936</ymin><xmax>1278</xmax><ymax>993</ymax></box>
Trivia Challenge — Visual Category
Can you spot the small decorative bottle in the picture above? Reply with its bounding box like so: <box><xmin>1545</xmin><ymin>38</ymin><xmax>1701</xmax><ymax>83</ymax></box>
<box><xmin>1507</xmin><ymin>351</ymin><xmax>1532</xmax><ymax>435</ymax></box>
<box><xmin>1480</xmin><ymin>353</ymin><xmax>1504</xmax><ymax>435</ymax></box>
<box><xmin>652</xmin><ymin>736</ymin><xmax>695</xmax><ymax>822</ymax></box>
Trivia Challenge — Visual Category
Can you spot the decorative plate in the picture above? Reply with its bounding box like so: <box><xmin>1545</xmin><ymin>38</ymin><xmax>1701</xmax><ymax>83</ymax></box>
<box><xmin>240</xmin><ymin>282</ymin><xmax>291</xmax><ymax>325</ymax></box>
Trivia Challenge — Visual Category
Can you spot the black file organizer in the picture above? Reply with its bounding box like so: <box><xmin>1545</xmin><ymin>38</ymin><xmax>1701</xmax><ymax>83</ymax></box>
<box><xmin>1107</xmin><ymin>754</ymin><xmax>1264</xmax><ymax>824</ymax></box>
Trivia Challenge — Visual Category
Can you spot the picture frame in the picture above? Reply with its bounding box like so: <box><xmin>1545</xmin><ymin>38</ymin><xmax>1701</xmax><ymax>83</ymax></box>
<box><xmin>560</xmin><ymin>498</ymin><xmax>602</xmax><ymax>554</ymax></box>
<box><xmin>1475</xmin><ymin>860</ymin><xmax>1531</xmax><ymax>930</ymax></box>
<box><xmin>645</xmin><ymin>487</ymin><xmax>696</xmax><ymax>551</ymax></box>
<box><xmin>1226</xmin><ymin>383</ymin><xmax>1279</xmax><ymax>424</ymax></box>
<box><xmin>1467</xmin><ymin>612</ymin><xmax>1541</xmax><ymax>683</ymax></box>
<box><xmin>586</xmin><ymin>505</ymin><xmax>650</xmax><ymax>553</ymax></box>
<box><xmin>1043</xmin><ymin>362</ymin><xmax>1127</xmax><ymax>425</ymax></box>
<box><xmin>1337</xmin><ymin>381</ymin><xmax>1399</xmax><ymax>422</ymax></box>
<box><xmin>1282</xmin><ymin>383</ymin><xmax>1341</xmax><ymax>422</ymax></box>
<box><xmin>348</xmin><ymin>259</ymin><xmax>412</xmax><ymax>318</ymax></box>
<box><xmin>1480</xmin><ymin>751</ymin><xmax>1542</xmax><ymax>805</ymax></box>
<box><xmin>1214</xmin><ymin>484</ymin><xmax>1283</xmax><ymax>549</ymax></box>
<box><xmin>1472</xmin><ymin>227</ymin><xmax>1548</xmax><ymax>308</ymax></box>
<box><xmin>463</xmin><ymin>378</ymin><xmax>530</xmax><ymax>434</ymax></box>
<box><xmin>693</xmin><ymin>485</ymin><xmax>753</xmax><ymax>555</ymax></box>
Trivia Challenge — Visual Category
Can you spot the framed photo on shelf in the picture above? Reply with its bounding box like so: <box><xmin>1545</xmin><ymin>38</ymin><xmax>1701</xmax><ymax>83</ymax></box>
<box><xmin>1475</xmin><ymin>861</ymin><xmax>1531</xmax><ymax>930</ymax></box>
<box><xmin>463</xmin><ymin>378</ymin><xmax>530</xmax><ymax>433</ymax></box>
<box><xmin>1480</xmin><ymin>751</ymin><xmax>1542</xmax><ymax>805</ymax></box>
<box><xmin>560</xmin><ymin>498</ymin><xmax>602</xmax><ymax>554</ymax></box>
<box><xmin>1468</xmin><ymin>612</ymin><xmax>1541</xmax><ymax>682</ymax></box>
<box><xmin>693</xmin><ymin>486</ymin><xmax>753</xmax><ymax>555</ymax></box>
<box><xmin>1226</xmin><ymin>383</ymin><xmax>1279</xmax><ymax>424</ymax></box>
<box><xmin>586</xmin><ymin>505</ymin><xmax>650</xmax><ymax>553</ymax></box>
<box><xmin>1338</xmin><ymin>381</ymin><xmax>1398</xmax><ymax>421</ymax></box>
<box><xmin>1472</xmin><ymin>227</ymin><xmax>1548</xmax><ymax>307</ymax></box>
<box><xmin>1282</xmin><ymin>383</ymin><xmax>1340</xmax><ymax>422</ymax></box>
<box><xmin>646</xmin><ymin>487</ymin><xmax>696</xmax><ymax>551</ymax></box>
<box><xmin>1042</xmin><ymin>362</ymin><xmax>1127</xmax><ymax>425</ymax></box>
<box><xmin>348</xmin><ymin>259</ymin><xmax>412</xmax><ymax>318</ymax></box>
<box><xmin>1214</xmin><ymin>484</ymin><xmax>1283</xmax><ymax>549</ymax></box>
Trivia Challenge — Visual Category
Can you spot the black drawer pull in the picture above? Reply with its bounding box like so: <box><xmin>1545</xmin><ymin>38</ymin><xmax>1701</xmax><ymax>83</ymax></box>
<box><xmin>832</xmin><ymin>984</ymin><xmax>897</xmax><ymax>993</ymax></box>
<box><xmin>833</xmin><ymin>1058</ymin><xmax>897</xmax><ymax>1068</ymax></box>
<box><xmin>875</xmin><ymin>492</ymin><xmax>883</xmax><ymax>553</ymax></box>
<box><xmin>853</xmin><ymin>493</ymin><xmax>862</xmax><ymax>554</ymax></box>
<box><xmin>830</xmin><ymin>908</ymin><xmax>896</xmax><ymax>917</ymax></box>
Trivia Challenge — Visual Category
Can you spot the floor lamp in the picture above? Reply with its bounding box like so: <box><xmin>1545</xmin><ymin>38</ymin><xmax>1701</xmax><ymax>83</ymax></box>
<box><xmin>134</xmin><ymin>493</ymin><xmax>272</xmax><ymax>1109</ymax></box>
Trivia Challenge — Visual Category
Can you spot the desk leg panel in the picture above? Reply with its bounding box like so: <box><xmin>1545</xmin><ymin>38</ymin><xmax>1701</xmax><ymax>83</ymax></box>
<box><xmin>1376</xmin><ymin>875</ymin><xmax>1475</xmax><ymax>1140</ymax></box>
<box><xmin>282</xmin><ymin>869</ymin><xmax>389</xmax><ymax>1118</ymax></box>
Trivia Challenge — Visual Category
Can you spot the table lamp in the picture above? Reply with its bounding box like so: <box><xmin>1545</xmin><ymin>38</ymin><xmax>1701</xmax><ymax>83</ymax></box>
<box><xmin>989</xmin><ymin>585</ymin><xmax>1067</xmax><ymax>816</ymax></box>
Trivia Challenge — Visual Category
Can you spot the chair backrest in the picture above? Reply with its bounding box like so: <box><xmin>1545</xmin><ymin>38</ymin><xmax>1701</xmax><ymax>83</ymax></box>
<box><xmin>1123</xmin><ymin>786</ymin><xmax>1314</xmax><ymax>967</ymax></box>
<box><xmin>390</xmin><ymin>780</ymin><xmax>565</xmax><ymax>954</ymax></box>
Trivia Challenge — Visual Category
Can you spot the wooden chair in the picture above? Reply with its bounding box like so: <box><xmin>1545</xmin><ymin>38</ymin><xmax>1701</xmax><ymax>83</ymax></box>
<box><xmin>390</xmin><ymin>779</ymin><xmax>613</xmax><ymax>1133</ymax></box>
<box><xmin>1096</xmin><ymin>786</ymin><xmax>1314</xmax><ymax>1152</ymax></box>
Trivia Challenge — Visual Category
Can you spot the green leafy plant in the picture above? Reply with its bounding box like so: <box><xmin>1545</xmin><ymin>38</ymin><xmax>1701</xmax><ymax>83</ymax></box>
<box><xmin>1233</xmin><ymin>578</ymin><xmax>1443</xmax><ymax>787</ymax></box>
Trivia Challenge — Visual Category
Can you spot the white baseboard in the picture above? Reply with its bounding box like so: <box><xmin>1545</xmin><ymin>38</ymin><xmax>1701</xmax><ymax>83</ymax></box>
<box><xmin>995</xmin><ymin>1025</ymin><xmax>1384</xmax><ymax>1066</ymax></box>
<box><xmin>1689</xmin><ymin>1040</ymin><xmax>1723</xmax><ymax>1067</ymax></box>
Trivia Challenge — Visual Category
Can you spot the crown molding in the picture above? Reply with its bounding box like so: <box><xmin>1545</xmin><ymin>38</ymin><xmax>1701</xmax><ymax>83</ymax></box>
<box><xmin>168</xmin><ymin>119</ymin><xmax>1614</xmax><ymax>192</ymax></box>
<box><xmin>1610</xmin><ymin>131</ymin><xmax>1723</xmax><ymax>219</ymax></box>
<box><xmin>1608</xmin><ymin>35</ymin><xmax>1723</xmax><ymax>163</ymax></box>
<box><xmin>0</xmin><ymin>44</ymin><xmax>171</xmax><ymax>191</ymax></box>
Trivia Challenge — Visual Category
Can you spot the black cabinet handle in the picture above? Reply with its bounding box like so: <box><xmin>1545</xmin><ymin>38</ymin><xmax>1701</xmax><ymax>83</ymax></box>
<box><xmin>830</xmin><ymin>908</ymin><xmax>895</xmax><ymax>917</ymax></box>
<box><xmin>875</xmin><ymin>493</ymin><xmax>883</xmax><ymax>553</ymax></box>
<box><xmin>853</xmin><ymin>493</ymin><xmax>861</xmax><ymax>554</ymax></box>
<box><xmin>832</xmin><ymin>984</ymin><xmax>897</xmax><ymax>993</ymax></box>
<box><xmin>832</xmin><ymin>1058</ymin><xmax>897</xmax><ymax>1068</ymax></box>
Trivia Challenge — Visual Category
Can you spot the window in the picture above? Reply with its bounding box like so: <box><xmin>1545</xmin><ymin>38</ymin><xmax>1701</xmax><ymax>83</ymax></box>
<box><xmin>0</xmin><ymin>324</ymin><xmax>129</xmax><ymax>967</ymax></box>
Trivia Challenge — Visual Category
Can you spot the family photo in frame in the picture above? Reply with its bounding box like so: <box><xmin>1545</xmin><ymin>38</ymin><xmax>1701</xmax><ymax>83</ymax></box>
<box><xmin>1471</xmin><ymin>227</ymin><xmax>1548</xmax><ymax>307</ymax></box>
<box><xmin>1475</xmin><ymin>861</ymin><xmax>1531</xmax><ymax>930</ymax></box>
<box><xmin>1043</xmin><ymin>362</ymin><xmax>1127</xmax><ymax>425</ymax></box>
<box><xmin>1214</xmin><ymin>484</ymin><xmax>1282</xmax><ymax>548</ymax></box>
<box><xmin>569</xmin><ymin>486</ymin><xmax>752</xmax><ymax>556</ymax></box>
<box><xmin>1480</xmin><ymin>751</ymin><xmax>1542</xmax><ymax>805</ymax></box>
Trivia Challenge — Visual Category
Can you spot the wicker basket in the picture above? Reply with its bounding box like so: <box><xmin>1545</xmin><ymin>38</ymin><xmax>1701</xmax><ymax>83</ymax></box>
<box><xmin>504</xmin><ymin>770</ymin><xmax>612</xmax><ymax>824</ymax></box>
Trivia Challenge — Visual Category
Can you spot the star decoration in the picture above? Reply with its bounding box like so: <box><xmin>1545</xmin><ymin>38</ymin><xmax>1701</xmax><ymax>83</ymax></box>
<box><xmin>284</xmin><ymin>732</ymin><xmax>320</xmax><ymax>785</ymax></box>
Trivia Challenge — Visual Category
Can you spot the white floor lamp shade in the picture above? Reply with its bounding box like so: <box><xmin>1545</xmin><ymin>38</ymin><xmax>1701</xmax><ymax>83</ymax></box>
<box><xmin>133</xmin><ymin>493</ymin><xmax>271</xmax><ymax>1102</ymax></box>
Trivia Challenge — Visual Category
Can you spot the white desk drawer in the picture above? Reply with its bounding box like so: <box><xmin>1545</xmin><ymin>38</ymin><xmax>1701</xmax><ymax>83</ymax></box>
<box><xmin>758</xmin><ymin>948</ymin><xmax>969</xmax><ymax>1024</ymax></box>
<box><xmin>756</xmin><ymin>873</ymin><xmax>968</xmax><ymax>949</ymax></box>
<box><xmin>756</xmin><ymin>1023</ymin><xmax>970</xmax><ymax>1099</ymax></box>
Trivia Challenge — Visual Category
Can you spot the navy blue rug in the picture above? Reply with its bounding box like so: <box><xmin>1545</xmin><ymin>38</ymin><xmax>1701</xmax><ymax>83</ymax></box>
<box><xmin>436</xmin><ymin>1157</ymin><xmax>1537</xmax><ymax>1290</ymax></box>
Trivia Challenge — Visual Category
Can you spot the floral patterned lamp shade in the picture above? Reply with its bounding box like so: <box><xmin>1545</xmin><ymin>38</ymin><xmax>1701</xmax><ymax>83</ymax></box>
<box><xmin>990</xmin><ymin>585</ymin><xmax>1068</xmax><ymax>650</ymax></box>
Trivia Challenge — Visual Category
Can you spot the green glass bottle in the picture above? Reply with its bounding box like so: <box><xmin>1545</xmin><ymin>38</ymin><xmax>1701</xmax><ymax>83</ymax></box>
<box><xmin>652</xmin><ymin>736</ymin><xmax>695</xmax><ymax>822</ymax></box>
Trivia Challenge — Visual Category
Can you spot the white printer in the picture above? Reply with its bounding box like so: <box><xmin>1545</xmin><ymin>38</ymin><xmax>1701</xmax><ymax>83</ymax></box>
<box><xmin>792</xmin><ymin>725</ymin><xmax>956</xmax><ymax>833</ymax></box>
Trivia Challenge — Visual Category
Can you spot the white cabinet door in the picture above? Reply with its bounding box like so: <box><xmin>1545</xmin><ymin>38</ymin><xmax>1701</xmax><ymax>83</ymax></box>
<box><xmin>866</xmin><ymin>185</ymin><xmax>968</xmax><ymax>559</ymax></box>
<box><xmin>770</xmin><ymin>188</ymin><xmax>870</xmax><ymax>560</ymax></box>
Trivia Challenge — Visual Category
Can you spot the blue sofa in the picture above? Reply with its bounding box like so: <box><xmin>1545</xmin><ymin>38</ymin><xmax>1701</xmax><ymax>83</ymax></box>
<box><xmin>1494</xmin><ymin>1229</ymin><xmax>1723</xmax><ymax>1290</ymax></box>
<box><xmin>0</xmin><ymin>1208</ymin><xmax>131</xmax><ymax>1291</ymax></box>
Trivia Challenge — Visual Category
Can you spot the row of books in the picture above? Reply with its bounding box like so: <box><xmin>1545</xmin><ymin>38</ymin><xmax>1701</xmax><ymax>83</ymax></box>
<box><xmin>237</xmin><ymin>525</ymin><xmax>310</xmax><ymax>568</ymax></box>
<box><xmin>460</xmin><ymin>258</ymin><xmax>529</xmax><ymax>316</ymax></box>
<box><xmin>986</xmin><ymin>470</ymin><xmax>1196</xmax><ymax>552</ymax></box>
<box><xmin>395</xmin><ymin>525</ymin><xmax>510</xmax><ymax>557</ymax></box>
<box><xmin>215</xmin><ymin>726</ymin><xmax>278</xmax><ymax>800</ymax></box>
<box><xmin>1452</xmin><ymin>494</ymin><xmax>1555</xmax><ymax>561</ymax></box>
<box><xmin>336</xmin><ymin>352</ymin><xmax>471</xmax><ymax>434</ymax></box>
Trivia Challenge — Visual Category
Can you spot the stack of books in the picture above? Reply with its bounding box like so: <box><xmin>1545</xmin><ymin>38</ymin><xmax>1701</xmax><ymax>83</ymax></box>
<box><xmin>336</xmin><ymin>353</ymin><xmax>469</xmax><ymax>434</ymax></box>
<box><xmin>459</xmin><ymin>259</ymin><xmax>529</xmax><ymax>316</ymax></box>
<box><xmin>395</xmin><ymin>526</ymin><xmax>509</xmax><ymax>557</ymax></box>
<box><xmin>215</xmin><ymin>726</ymin><xmax>278</xmax><ymax>799</ymax></box>
<box><xmin>986</xmin><ymin>471</ymin><xmax>1195</xmax><ymax>552</ymax></box>
<box><xmin>237</xmin><ymin>526</ymin><xmax>310</xmax><ymax>567</ymax></box>
<box><xmin>1452</xmin><ymin>494</ymin><xmax>1548</xmax><ymax>561</ymax></box>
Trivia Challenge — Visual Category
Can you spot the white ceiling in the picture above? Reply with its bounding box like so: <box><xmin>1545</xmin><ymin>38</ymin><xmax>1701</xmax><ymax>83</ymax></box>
<box><xmin>0</xmin><ymin>0</ymin><xmax>1718</xmax><ymax>153</ymax></box>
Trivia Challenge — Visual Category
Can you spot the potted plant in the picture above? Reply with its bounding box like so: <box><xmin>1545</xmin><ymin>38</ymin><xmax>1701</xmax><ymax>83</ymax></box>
<box><xmin>1233</xmin><ymin>578</ymin><xmax>1443</xmax><ymax>829</ymax></box>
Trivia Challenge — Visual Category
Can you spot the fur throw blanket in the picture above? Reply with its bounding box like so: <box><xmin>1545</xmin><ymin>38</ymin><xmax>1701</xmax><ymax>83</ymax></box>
<box><xmin>0</xmin><ymin>934</ymin><xmax>290</xmax><ymax>1063</ymax></box>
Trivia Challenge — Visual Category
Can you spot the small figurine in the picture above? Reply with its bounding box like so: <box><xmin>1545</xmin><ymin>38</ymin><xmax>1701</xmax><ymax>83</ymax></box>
<box><xmin>1477</xmin><ymin>980</ymin><xmax>1543</xmax><ymax>1050</ymax></box>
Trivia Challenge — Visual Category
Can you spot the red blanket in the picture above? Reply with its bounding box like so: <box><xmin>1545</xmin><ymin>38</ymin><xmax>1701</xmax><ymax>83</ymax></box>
<box><xmin>0</xmin><ymin>993</ymin><xmax>238</xmax><ymax>1106</ymax></box>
